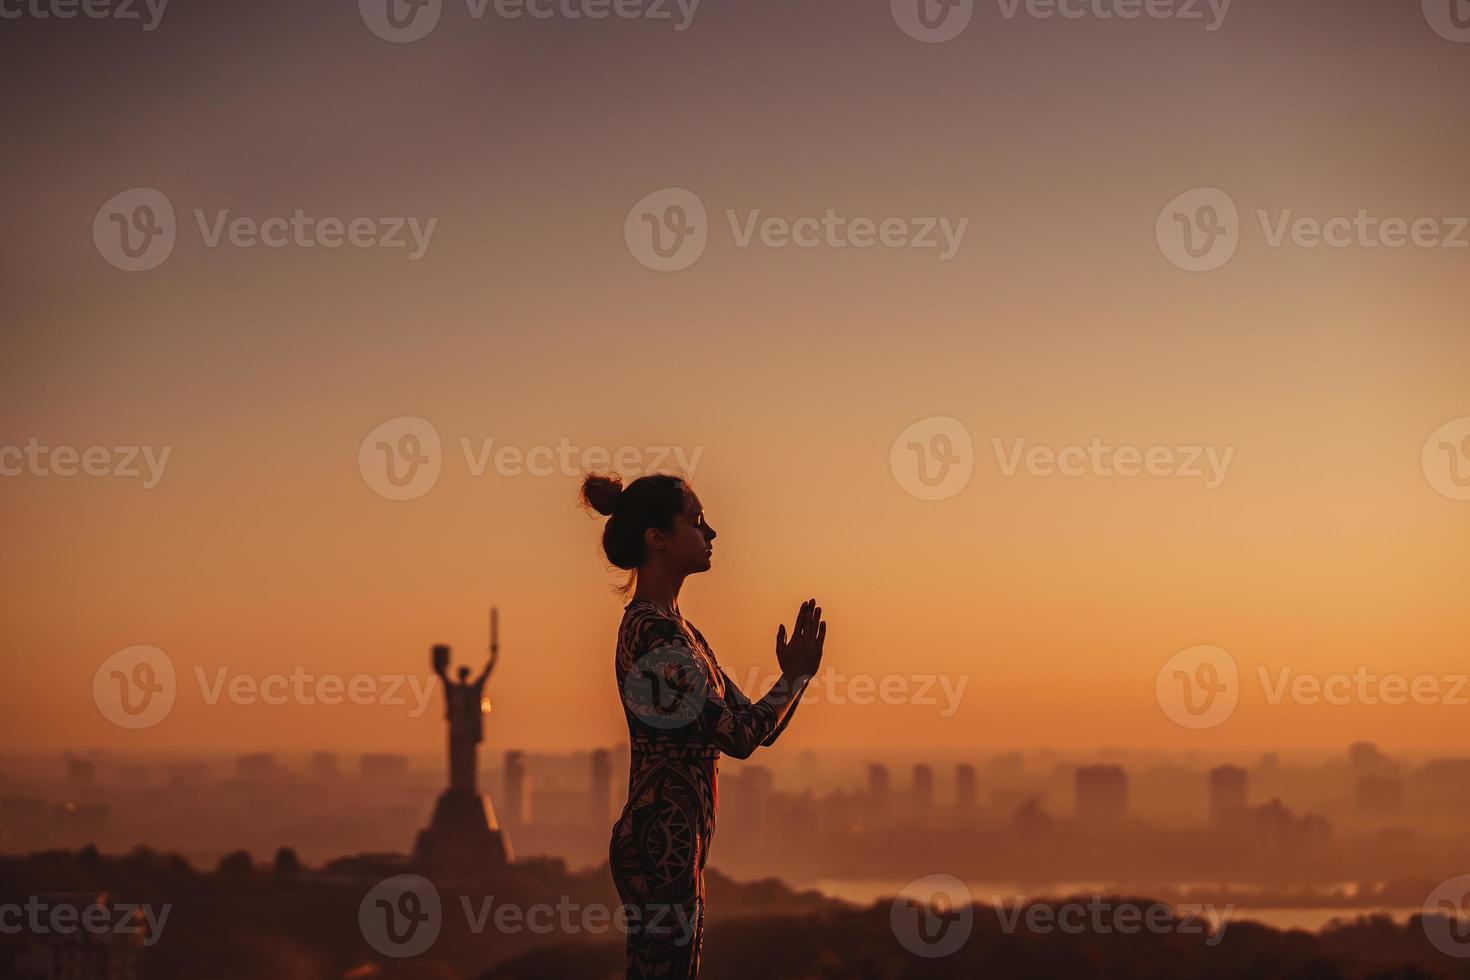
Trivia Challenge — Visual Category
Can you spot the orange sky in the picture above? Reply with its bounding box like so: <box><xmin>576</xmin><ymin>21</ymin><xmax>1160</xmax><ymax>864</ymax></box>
<box><xmin>1</xmin><ymin>0</ymin><xmax>1467</xmax><ymax>759</ymax></box>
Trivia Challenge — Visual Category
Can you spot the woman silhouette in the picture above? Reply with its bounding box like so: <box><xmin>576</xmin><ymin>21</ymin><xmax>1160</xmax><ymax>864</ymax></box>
<box><xmin>580</xmin><ymin>472</ymin><xmax>825</xmax><ymax>980</ymax></box>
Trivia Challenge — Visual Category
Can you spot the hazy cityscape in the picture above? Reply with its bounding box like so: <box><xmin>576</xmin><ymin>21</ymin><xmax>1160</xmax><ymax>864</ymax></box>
<box><xmin>7</xmin><ymin>739</ymin><xmax>1468</xmax><ymax>918</ymax></box>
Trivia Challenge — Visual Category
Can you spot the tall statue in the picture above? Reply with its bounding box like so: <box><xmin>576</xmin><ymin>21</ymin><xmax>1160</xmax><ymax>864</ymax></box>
<box><xmin>414</xmin><ymin>606</ymin><xmax>513</xmax><ymax>875</ymax></box>
<box><xmin>432</xmin><ymin>607</ymin><xmax>498</xmax><ymax>791</ymax></box>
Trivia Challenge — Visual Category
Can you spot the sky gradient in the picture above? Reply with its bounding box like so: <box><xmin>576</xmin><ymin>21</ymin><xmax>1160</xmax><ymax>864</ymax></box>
<box><xmin>1</xmin><ymin>0</ymin><xmax>1467</xmax><ymax>759</ymax></box>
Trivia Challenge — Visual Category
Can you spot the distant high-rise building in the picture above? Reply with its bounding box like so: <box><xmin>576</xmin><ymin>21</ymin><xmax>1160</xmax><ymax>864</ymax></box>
<box><xmin>590</xmin><ymin>749</ymin><xmax>613</xmax><ymax>827</ymax></box>
<box><xmin>1251</xmin><ymin>797</ymin><xmax>1331</xmax><ymax>854</ymax></box>
<box><xmin>504</xmin><ymin>750</ymin><xmax>531</xmax><ymax>825</ymax></box>
<box><xmin>955</xmin><ymin>764</ymin><xmax>977</xmax><ymax>811</ymax></box>
<box><xmin>1074</xmin><ymin>765</ymin><xmax>1128</xmax><ymax>824</ymax></box>
<box><xmin>867</xmin><ymin>764</ymin><xmax>890</xmax><ymax>797</ymax></box>
<box><xmin>1208</xmin><ymin>765</ymin><xmax>1248</xmax><ymax>823</ymax></box>
<box><xmin>611</xmin><ymin>743</ymin><xmax>630</xmax><ymax>811</ymax></box>
<box><xmin>735</xmin><ymin>765</ymin><xmax>776</xmax><ymax>841</ymax></box>
<box><xmin>913</xmin><ymin>764</ymin><xmax>934</xmax><ymax>807</ymax></box>
<box><xmin>1349</xmin><ymin>742</ymin><xmax>1394</xmax><ymax>774</ymax></box>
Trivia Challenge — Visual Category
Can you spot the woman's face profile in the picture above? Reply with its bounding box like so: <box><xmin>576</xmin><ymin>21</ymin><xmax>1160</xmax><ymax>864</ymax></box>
<box><xmin>660</xmin><ymin>489</ymin><xmax>717</xmax><ymax>575</ymax></box>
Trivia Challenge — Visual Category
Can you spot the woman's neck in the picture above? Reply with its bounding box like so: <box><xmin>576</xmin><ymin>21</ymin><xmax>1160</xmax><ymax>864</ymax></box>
<box><xmin>632</xmin><ymin>566</ymin><xmax>684</xmax><ymax>619</ymax></box>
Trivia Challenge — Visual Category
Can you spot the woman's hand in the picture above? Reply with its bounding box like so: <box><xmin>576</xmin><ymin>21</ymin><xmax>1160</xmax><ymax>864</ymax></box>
<box><xmin>776</xmin><ymin>598</ymin><xmax>826</xmax><ymax>684</ymax></box>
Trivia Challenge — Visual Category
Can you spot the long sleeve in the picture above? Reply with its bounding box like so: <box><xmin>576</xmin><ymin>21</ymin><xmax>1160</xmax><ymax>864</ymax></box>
<box><xmin>719</xmin><ymin>667</ymin><xmax>806</xmax><ymax>748</ymax></box>
<box><xmin>620</xmin><ymin>610</ymin><xmax>785</xmax><ymax>760</ymax></box>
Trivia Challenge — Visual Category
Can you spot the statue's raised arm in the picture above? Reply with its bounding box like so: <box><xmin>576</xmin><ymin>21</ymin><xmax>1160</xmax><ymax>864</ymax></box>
<box><xmin>474</xmin><ymin>606</ymin><xmax>499</xmax><ymax>687</ymax></box>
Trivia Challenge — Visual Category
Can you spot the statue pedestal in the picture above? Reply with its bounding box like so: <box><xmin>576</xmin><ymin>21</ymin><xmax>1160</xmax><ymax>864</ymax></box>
<box><xmin>413</xmin><ymin>788</ymin><xmax>514</xmax><ymax>873</ymax></box>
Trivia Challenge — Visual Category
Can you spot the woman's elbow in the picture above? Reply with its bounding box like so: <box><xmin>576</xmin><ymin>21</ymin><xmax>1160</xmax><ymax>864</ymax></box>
<box><xmin>720</xmin><ymin>741</ymin><xmax>760</xmax><ymax>761</ymax></box>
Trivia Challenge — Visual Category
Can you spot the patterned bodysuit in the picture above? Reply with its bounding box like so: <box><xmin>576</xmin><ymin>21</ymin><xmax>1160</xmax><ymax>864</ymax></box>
<box><xmin>609</xmin><ymin>599</ymin><xmax>802</xmax><ymax>979</ymax></box>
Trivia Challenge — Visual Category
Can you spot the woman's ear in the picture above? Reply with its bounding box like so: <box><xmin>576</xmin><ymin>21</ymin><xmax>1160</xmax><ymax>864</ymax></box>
<box><xmin>643</xmin><ymin>525</ymin><xmax>666</xmax><ymax>554</ymax></box>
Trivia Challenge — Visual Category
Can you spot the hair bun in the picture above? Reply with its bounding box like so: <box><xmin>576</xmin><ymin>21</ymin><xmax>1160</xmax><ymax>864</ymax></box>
<box><xmin>580</xmin><ymin>473</ymin><xmax>625</xmax><ymax>517</ymax></box>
